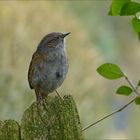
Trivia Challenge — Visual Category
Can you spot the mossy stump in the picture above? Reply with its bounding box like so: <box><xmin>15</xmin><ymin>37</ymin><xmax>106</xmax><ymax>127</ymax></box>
<box><xmin>0</xmin><ymin>95</ymin><xmax>84</xmax><ymax>140</ymax></box>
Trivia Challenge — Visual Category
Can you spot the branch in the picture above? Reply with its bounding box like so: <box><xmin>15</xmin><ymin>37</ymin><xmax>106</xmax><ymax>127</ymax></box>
<box><xmin>82</xmin><ymin>98</ymin><xmax>135</xmax><ymax>131</ymax></box>
<box><xmin>124</xmin><ymin>75</ymin><xmax>140</xmax><ymax>96</ymax></box>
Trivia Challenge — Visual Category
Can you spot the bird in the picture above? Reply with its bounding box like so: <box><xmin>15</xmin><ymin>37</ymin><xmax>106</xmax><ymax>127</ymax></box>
<box><xmin>28</xmin><ymin>32</ymin><xmax>70</xmax><ymax>102</ymax></box>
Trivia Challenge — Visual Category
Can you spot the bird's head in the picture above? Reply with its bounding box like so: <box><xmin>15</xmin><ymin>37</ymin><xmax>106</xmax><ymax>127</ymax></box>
<box><xmin>38</xmin><ymin>32</ymin><xmax>70</xmax><ymax>49</ymax></box>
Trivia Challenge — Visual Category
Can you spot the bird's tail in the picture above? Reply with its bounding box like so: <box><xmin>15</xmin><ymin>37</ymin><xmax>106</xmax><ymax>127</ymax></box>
<box><xmin>34</xmin><ymin>88</ymin><xmax>48</xmax><ymax>126</ymax></box>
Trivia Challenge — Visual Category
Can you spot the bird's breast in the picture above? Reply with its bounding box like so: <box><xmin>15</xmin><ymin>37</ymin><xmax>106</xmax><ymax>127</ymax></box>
<box><xmin>40</xmin><ymin>49</ymin><xmax>68</xmax><ymax>92</ymax></box>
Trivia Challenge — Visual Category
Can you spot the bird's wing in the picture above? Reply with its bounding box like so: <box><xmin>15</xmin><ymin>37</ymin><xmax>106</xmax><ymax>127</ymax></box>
<box><xmin>28</xmin><ymin>52</ymin><xmax>37</xmax><ymax>89</ymax></box>
<box><xmin>28</xmin><ymin>51</ymin><xmax>47</xmax><ymax>89</ymax></box>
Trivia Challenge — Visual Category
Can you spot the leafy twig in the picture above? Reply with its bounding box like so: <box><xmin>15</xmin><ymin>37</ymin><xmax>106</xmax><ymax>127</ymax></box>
<box><xmin>124</xmin><ymin>74</ymin><xmax>140</xmax><ymax>96</ymax></box>
<box><xmin>89</xmin><ymin>63</ymin><xmax>140</xmax><ymax>132</ymax></box>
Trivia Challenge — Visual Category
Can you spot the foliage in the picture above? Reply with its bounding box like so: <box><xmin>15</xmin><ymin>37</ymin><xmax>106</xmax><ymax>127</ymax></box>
<box><xmin>135</xmin><ymin>97</ymin><xmax>140</xmax><ymax>105</ymax></box>
<box><xmin>109</xmin><ymin>0</ymin><xmax>140</xmax><ymax>41</ymax></box>
<box><xmin>116</xmin><ymin>85</ymin><xmax>132</xmax><ymax>96</ymax></box>
<box><xmin>97</xmin><ymin>0</ymin><xmax>140</xmax><ymax>112</ymax></box>
<box><xmin>97</xmin><ymin>62</ymin><xmax>140</xmax><ymax>104</ymax></box>
<box><xmin>84</xmin><ymin>0</ymin><xmax>140</xmax><ymax>133</ymax></box>
<box><xmin>97</xmin><ymin>63</ymin><xmax>124</xmax><ymax>80</ymax></box>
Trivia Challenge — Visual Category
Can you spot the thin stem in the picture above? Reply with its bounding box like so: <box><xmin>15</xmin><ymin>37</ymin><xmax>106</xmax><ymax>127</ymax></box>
<box><xmin>124</xmin><ymin>75</ymin><xmax>140</xmax><ymax>96</ymax></box>
<box><xmin>82</xmin><ymin>98</ymin><xmax>135</xmax><ymax>131</ymax></box>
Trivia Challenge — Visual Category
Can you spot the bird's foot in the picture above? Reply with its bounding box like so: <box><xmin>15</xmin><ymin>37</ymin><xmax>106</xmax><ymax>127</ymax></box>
<box><xmin>55</xmin><ymin>90</ymin><xmax>64</xmax><ymax>101</ymax></box>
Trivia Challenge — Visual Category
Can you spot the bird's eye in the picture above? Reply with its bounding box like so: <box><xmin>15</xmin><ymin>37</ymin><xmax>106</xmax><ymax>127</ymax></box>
<box><xmin>53</xmin><ymin>37</ymin><xmax>59</xmax><ymax>40</ymax></box>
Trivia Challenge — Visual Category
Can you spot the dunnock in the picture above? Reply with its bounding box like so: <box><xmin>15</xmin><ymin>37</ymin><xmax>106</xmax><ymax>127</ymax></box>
<box><xmin>28</xmin><ymin>32</ymin><xmax>70</xmax><ymax>101</ymax></box>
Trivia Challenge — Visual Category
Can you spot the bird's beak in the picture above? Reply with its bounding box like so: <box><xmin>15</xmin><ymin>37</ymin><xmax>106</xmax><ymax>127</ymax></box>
<box><xmin>62</xmin><ymin>32</ymin><xmax>71</xmax><ymax>38</ymax></box>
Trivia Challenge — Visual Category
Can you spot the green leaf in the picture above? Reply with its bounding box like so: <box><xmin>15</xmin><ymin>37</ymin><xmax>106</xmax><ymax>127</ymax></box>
<box><xmin>135</xmin><ymin>97</ymin><xmax>140</xmax><ymax>105</ymax></box>
<box><xmin>116</xmin><ymin>85</ymin><xmax>133</xmax><ymax>96</ymax></box>
<box><xmin>132</xmin><ymin>17</ymin><xmax>140</xmax><ymax>41</ymax></box>
<box><xmin>132</xmin><ymin>17</ymin><xmax>140</xmax><ymax>32</ymax></box>
<box><xmin>137</xmin><ymin>80</ymin><xmax>140</xmax><ymax>87</ymax></box>
<box><xmin>109</xmin><ymin>0</ymin><xmax>130</xmax><ymax>15</ymax></box>
<box><xmin>97</xmin><ymin>63</ymin><xmax>124</xmax><ymax>80</ymax></box>
<box><xmin>120</xmin><ymin>2</ymin><xmax>140</xmax><ymax>15</ymax></box>
<box><xmin>138</xmin><ymin>32</ymin><xmax>140</xmax><ymax>41</ymax></box>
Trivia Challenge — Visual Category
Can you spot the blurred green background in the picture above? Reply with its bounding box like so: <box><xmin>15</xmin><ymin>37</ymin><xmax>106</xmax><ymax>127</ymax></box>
<box><xmin>0</xmin><ymin>1</ymin><xmax>140</xmax><ymax>139</ymax></box>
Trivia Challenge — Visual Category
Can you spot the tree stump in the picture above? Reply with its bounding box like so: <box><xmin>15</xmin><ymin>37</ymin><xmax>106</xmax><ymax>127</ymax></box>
<box><xmin>0</xmin><ymin>95</ymin><xmax>84</xmax><ymax>140</ymax></box>
<box><xmin>0</xmin><ymin>120</ymin><xmax>20</xmax><ymax>140</ymax></box>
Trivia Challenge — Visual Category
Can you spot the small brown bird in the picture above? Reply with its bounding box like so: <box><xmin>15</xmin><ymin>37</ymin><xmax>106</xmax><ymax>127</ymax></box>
<box><xmin>28</xmin><ymin>32</ymin><xmax>70</xmax><ymax>102</ymax></box>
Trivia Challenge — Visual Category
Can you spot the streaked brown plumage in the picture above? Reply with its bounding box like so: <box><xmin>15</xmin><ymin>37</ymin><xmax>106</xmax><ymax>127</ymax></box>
<box><xmin>28</xmin><ymin>32</ymin><xmax>70</xmax><ymax>101</ymax></box>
